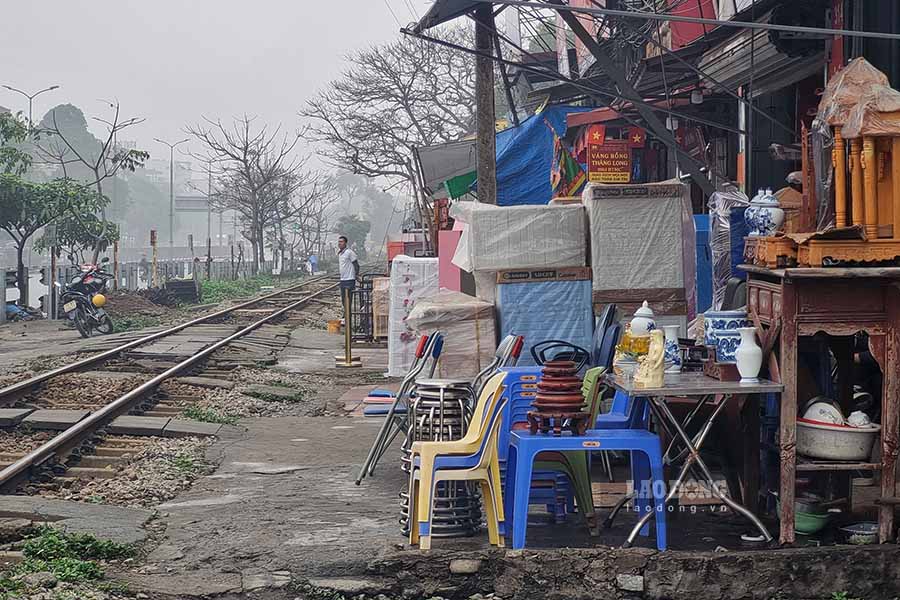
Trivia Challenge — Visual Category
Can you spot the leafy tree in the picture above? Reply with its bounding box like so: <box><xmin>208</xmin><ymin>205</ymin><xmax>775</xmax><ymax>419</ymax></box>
<box><xmin>0</xmin><ymin>111</ymin><xmax>29</xmax><ymax>174</ymax></box>
<box><xmin>34</xmin><ymin>212</ymin><xmax>119</xmax><ymax>265</ymax></box>
<box><xmin>35</xmin><ymin>102</ymin><xmax>148</xmax><ymax>263</ymax></box>
<box><xmin>0</xmin><ymin>177</ymin><xmax>106</xmax><ymax>305</ymax></box>
<box><xmin>334</xmin><ymin>214</ymin><xmax>371</xmax><ymax>261</ymax></box>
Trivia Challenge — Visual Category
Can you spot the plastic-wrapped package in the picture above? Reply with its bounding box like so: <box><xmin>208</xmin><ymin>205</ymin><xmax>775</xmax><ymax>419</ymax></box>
<box><xmin>583</xmin><ymin>180</ymin><xmax>697</xmax><ymax>320</ymax></box>
<box><xmin>841</xmin><ymin>84</ymin><xmax>900</xmax><ymax>138</ymax></box>
<box><xmin>372</xmin><ymin>276</ymin><xmax>390</xmax><ymax>339</ymax></box>
<box><xmin>707</xmin><ymin>189</ymin><xmax>749</xmax><ymax>311</ymax></box>
<box><xmin>449</xmin><ymin>202</ymin><xmax>586</xmax><ymax>271</ymax></box>
<box><xmin>387</xmin><ymin>256</ymin><xmax>439</xmax><ymax>377</ymax></box>
<box><xmin>496</xmin><ymin>277</ymin><xmax>593</xmax><ymax>367</ymax></box>
<box><xmin>406</xmin><ymin>290</ymin><xmax>496</xmax><ymax>379</ymax></box>
<box><xmin>813</xmin><ymin>58</ymin><xmax>890</xmax><ymax>231</ymax></box>
<box><xmin>817</xmin><ymin>58</ymin><xmax>889</xmax><ymax>127</ymax></box>
<box><xmin>811</xmin><ymin>124</ymin><xmax>835</xmax><ymax>231</ymax></box>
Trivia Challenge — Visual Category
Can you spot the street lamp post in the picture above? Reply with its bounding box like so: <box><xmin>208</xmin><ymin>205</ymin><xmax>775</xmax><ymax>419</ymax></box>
<box><xmin>2</xmin><ymin>84</ymin><xmax>60</xmax><ymax>127</ymax></box>
<box><xmin>154</xmin><ymin>137</ymin><xmax>190</xmax><ymax>250</ymax></box>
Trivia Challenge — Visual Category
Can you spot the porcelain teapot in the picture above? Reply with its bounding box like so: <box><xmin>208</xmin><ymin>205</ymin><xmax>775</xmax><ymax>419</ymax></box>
<box><xmin>630</xmin><ymin>301</ymin><xmax>656</xmax><ymax>336</ymax></box>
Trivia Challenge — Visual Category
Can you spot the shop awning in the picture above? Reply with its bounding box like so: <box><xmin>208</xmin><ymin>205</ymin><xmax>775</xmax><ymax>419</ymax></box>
<box><xmin>697</xmin><ymin>11</ymin><xmax>826</xmax><ymax>97</ymax></box>
<box><xmin>414</xmin><ymin>138</ymin><xmax>477</xmax><ymax>195</ymax></box>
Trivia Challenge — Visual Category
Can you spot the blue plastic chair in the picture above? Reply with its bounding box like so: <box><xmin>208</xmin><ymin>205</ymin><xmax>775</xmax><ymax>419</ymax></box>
<box><xmin>505</xmin><ymin>429</ymin><xmax>667</xmax><ymax>551</ymax></box>
<box><xmin>595</xmin><ymin>323</ymin><xmax>622</xmax><ymax>370</ymax></box>
<box><xmin>592</xmin><ymin>304</ymin><xmax>617</xmax><ymax>365</ymax></box>
<box><xmin>498</xmin><ymin>367</ymin><xmax>575</xmax><ymax>521</ymax></box>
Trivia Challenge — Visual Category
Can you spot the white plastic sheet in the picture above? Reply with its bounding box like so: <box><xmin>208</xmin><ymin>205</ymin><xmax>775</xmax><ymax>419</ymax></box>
<box><xmin>583</xmin><ymin>181</ymin><xmax>696</xmax><ymax>319</ymax></box>
<box><xmin>708</xmin><ymin>189</ymin><xmax>749</xmax><ymax>311</ymax></box>
<box><xmin>449</xmin><ymin>202</ymin><xmax>586</xmax><ymax>271</ymax></box>
<box><xmin>387</xmin><ymin>256</ymin><xmax>439</xmax><ymax>377</ymax></box>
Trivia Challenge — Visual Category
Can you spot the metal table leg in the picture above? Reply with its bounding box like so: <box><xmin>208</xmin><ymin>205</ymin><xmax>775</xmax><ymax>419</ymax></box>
<box><xmin>623</xmin><ymin>395</ymin><xmax>772</xmax><ymax>546</ymax></box>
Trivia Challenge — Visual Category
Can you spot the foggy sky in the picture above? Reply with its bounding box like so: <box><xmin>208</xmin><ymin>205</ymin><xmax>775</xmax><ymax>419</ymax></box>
<box><xmin>1</xmin><ymin>1</ymin><xmax>422</xmax><ymax>162</ymax></box>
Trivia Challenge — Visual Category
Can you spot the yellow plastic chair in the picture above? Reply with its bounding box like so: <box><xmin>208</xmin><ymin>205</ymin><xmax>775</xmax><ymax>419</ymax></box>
<box><xmin>408</xmin><ymin>372</ymin><xmax>508</xmax><ymax>550</ymax></box>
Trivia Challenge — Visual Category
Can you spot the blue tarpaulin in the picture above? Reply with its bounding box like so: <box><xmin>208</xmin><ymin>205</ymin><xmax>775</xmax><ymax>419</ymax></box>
<box><xmin>492</xmin><ymin>105</ymin><xmax>593</xmax><ymax>206</ymax></box>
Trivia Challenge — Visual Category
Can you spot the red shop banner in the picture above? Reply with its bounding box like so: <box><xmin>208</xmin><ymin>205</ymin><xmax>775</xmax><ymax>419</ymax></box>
<box><xmin>588</xmin><ymin>140</ymin><xmax>632</xmax><ymax>184</ymax></box>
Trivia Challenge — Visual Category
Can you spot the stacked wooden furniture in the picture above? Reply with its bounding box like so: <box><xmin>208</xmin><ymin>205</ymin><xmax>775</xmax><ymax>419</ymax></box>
<box><xmin>743</xmin><ymin>265</ymin><xmax>900</xmax><ymax>544</ymax></box>
<box><xmin>798</xmin><ymin>58</ymin><xmax>900</xmax><ymax>266</ymax></box>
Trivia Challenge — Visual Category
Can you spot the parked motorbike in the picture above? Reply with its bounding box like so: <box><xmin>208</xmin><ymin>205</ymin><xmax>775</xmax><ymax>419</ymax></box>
<box><xmin>60</xmin><ymin>257</ymin><xmax>114</xmax><ymax>338</ymax></box>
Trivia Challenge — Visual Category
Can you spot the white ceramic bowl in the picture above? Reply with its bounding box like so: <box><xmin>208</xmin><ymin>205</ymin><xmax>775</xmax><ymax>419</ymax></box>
<box><xmin>802</xmin><ymin>401</ymin><xmax>844</xmax><ymax>425</ymax></box>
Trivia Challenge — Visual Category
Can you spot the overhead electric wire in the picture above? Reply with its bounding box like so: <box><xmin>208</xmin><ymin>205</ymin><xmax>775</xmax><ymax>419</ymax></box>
<box><xmin>403</xmin><ymin>23</ymin><xmax>743</xmax><ymax>184</ymax></box>
<box><xmin>633</xmin><ymin>21</ymin><xmax>797</xmax><ymax>139</ymax></box>
<box><xmin>468</xmin><ymin>16</ymin><xmax>745</xmax><ymax>136</ymax></box>
<box><xmin>466</xmin><ymin>0</ymin><xmax>900</xmax><ymax>41</ymax></box>
<box><xmin>653</xmin><ymin>1</ymin><xmax>680</xmax><ymax>173</ymax></box>
<box><xmin>383</xmin><ymin>0</ymin><xmax>404</xmax><ymax>27</ymax></box>
<box><xmin>402</xmin><ymin>0</ymin><xmax>420</xmax><ymax>20</ymax></box>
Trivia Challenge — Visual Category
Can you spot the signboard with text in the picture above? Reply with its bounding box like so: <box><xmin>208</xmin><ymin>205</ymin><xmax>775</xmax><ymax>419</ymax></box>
<box><xmin>588</xmin><ymin>141</ymin><xmax>632</xmax><ymax>184</ymax></box>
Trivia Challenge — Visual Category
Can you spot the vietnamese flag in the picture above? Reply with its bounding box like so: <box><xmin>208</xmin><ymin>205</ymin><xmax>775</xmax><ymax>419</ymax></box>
<box><xmin>627</xmin><ymin>126</ymin><xmax>646</xmax><ymax>148</ymax></box>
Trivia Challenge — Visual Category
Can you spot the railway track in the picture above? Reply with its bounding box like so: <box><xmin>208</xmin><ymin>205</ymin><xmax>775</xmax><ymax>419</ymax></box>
<box><xmin>0</xmin><ymin>274</ymin><xmax>340</xmax><ymax>493</ymax></box>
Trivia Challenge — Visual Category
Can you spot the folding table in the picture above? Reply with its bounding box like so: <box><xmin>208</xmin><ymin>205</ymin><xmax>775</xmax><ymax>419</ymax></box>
<box><xmin>605</xmin><ymin>372</ymin><xmax>783</xmax><ymax>546</ymax></box>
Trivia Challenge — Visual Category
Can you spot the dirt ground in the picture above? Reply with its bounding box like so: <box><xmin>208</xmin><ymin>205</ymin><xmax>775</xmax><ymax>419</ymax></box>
<box><xmin>4</xmin><ymin>316</ymin><xmax>900</xmax><ymax>599</ymax></box>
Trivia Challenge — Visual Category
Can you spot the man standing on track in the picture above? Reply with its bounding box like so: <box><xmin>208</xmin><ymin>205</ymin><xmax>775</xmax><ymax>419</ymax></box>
<box><xmin>337</xmin><ymin>235</ymin><xmax>359</xmax><ymax>322</ymax></box>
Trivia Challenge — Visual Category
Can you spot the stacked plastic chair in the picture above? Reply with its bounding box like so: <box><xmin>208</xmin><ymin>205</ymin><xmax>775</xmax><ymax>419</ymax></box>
<box><xmin>497</xmin><ymin>365</ymin><xmax>606</xmax><ymax>530</ymax></box>
<box><xmin>408</xmin><ymin>372</ymin><xmax>509</xmax><ymax>550</ymax></box>
<box><xmin>356</xmin><ymin>332</ymin><xmax>443</xmax><ymax>484</ymax></box>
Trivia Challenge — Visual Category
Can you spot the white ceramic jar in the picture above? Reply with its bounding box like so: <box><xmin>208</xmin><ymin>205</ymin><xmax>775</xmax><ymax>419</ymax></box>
<box><xmin>630</xmin><ymin>301</ymin><xmax>656</xmax><ymax>336</ymax></box>
<box><xmin>755</xmin><ymin>188</ymin><xmax>785</xmax><ymax>237</ymax></box>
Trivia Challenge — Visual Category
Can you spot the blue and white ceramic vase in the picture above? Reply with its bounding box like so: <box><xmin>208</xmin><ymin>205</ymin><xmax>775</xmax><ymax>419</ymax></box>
<box><xmin>703</xmin><ymin>310</ymin><xmax>750</xmax><ymax>346</ymax></box>
<box><xmin>746</xmin><ymin>188</ymin><xmax>784</xmax><ymax>237</ymax></box>
<box><xmin>744</xmin><ymin>189</ymin><xmax>763</xmax><ymax>236</ymax></box>
<box><xmin>663</xmin><ymin>325</ymin><xmax>682</xmax><ymax>374</ymax></box>
<box><xmin>715</xmin><ymin>330</ymin><xmax>741</xmax><ymax>364</ymax></box>
<box><xmin>756</xmin><ymin>189</ymin><xmax>785</xmax><ymax>237</ymax></box>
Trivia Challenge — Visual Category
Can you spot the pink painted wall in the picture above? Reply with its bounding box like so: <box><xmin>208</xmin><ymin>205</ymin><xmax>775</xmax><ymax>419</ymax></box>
<box><xmin>438</xmin><ymin>230</ymin><xmax>462</xmax><ymax>292</ymax></box>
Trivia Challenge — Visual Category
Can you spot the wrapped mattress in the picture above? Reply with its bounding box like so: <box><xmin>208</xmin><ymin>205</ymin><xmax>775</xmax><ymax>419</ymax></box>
<box><xmin>584</xmin><ymin>180</ymin><xmax>696</xmax><ymax>319</ymax></box>
<box><xmin>387</xmin><ymin>256</ymin><xmax>439</xmax><ymax>377</ymax></box>
<box><xmin>495</xmin><ymin>267</ymin><xmax>594</xmax><ymax>367</ymax></box>
<box><xmin>406</xmin><ymin>290</ymin><xmax>496</xmax><ymax>379</ymax></box>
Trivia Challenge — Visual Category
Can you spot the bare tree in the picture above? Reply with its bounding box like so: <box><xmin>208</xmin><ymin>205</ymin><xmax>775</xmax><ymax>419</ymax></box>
<box><xmin>285</xmin><ymin>175</ymin><xmax>340</xmax><ymax>270</ymax></box>
<box><xmin>35</xmin><ymin>101</ymin><xmax>148</xmax><ymax>263</ymax></box>
<box><xmin>300</xmin><ymin>25</ymin><xmax>476</xmax><ymax>221</ymax></box>
<box><xmin>187</xmin><ymin>115</ymin><xmax>305</xmax><ymax>274</ymax></box>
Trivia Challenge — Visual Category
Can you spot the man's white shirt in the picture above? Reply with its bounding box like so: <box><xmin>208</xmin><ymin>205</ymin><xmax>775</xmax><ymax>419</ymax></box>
<box><xmin>339</xmin><ymin>248</ymin><xmax>358</xmax><ymax>281</ymax></box>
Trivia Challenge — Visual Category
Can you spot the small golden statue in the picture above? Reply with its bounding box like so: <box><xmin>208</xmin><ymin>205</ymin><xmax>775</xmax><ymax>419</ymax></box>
<box><xmin>634</xmin><ymin>329</ymin><xmax>665</xmax><ymax>388</ymax></box>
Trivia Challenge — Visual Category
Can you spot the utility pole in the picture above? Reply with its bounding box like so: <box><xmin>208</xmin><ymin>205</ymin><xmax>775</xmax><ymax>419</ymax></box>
<box><xmin>474</xmin><ymin>4</ymin><xmax>497</xmax><ymax>204</ymax></box>
<box><xmin>207</xmin><ymin>159</ymin><xmax>213</xmax><ymax>248</ymax></box>
<box><xmin>154</xmin><ymin>137</ymin><xmax>190</xmax><ymax>251</ymax></box>
<box><xmin>206</xmin><ymin>159</ymin><xmax>213</xmax><ymax>280</ymax></box>
<box><xmin>2</xmin><ymin>84</ymin><xmax>59</xmax><ymax>128</ymax></box>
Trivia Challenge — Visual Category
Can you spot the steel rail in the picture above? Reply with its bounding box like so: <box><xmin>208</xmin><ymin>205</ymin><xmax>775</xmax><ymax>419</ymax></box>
<box><xmin>0</xmin><ymin>280</ymin><xmax>340</xmax><ymax>491</ymax></box>
<box><xmin>0</xmin><ymin>274</ymin><xmax>333</xmax><ymax>402</ymax></box>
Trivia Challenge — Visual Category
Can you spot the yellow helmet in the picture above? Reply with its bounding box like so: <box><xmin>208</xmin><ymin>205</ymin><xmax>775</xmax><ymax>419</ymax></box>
<box><xmin>92</xmin><ymin>294</ymin><xmax>107</xmax><ymax>308</ymax></box>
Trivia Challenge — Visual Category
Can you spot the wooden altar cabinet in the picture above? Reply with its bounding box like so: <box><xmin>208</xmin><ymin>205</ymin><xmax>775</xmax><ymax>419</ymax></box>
<box><xmin>742</xmin><ymin>265</ymin><xmax>900</xmax><ymax>544</ymax></box>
